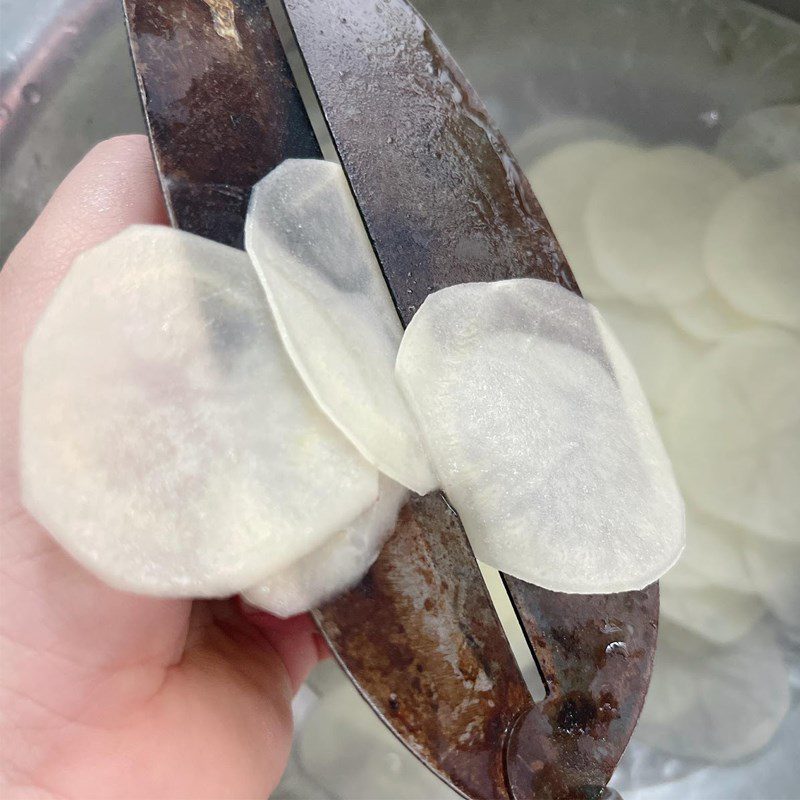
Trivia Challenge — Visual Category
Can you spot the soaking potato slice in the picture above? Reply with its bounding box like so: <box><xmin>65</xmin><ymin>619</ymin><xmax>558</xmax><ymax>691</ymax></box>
<box><xmin>669</xmin><ymin>289</ymin><xmax>751</xmax><ymax>343</ymax></box>
<box><xmin>637</xmin><ymin>622</ymin><xmax>790</xmax><ymax>762</ymax></box>
<box><xmin>586</xmin><ymin>146</ymin><xmax>739</xmax><ymax>306</ymax></box>
<box><xmin>715</xmin><ymin>104</ymin><xmax>800</xmax><ymax>176</ymax></box>
<box><xmin>245</xmin><ymin>160</ymin><xmax>437</xmax><ymax>495</ymax></box>
<box><xmin>395</xmin><ymin>279</ymin><xmax>685</xmax><ymax>593</ymax></box>
<box><xmin>514</xmin><ymin>116</ymin><xmax>635</xmax><ymax>164</ymax></box>
<box><xmin>705</xmin><ymin>165</ymin><xmax>800</xmax><ymax>331</ymax></box>
<box><xmin>659</xmin><ymin>579</ymin><xmax>763</xmax><ymax>645</ymax></box>
<box><xmin>526</xmin><ymin>139</ymin><xmax>640</xmax><ymax>299</ymax></box>
<box><xmin>243</xmin><ymin>477</ymin><xmax>408</xmax><ymax>618</ymax></box>
<box><xmin>21</xmin><ymin>225</ymin><xmax>379</xmax><ymax>596</ymax></box>
<box><xmin>741</xmin><ymin>537</ymin><xmax>800</xmax><ymax>631</ymax></box>
<box><xmin>594</xmin><ymin>299</ymin><xmax>701</xmax><ymax>412</ymax></box>
<box><xmin>666</xmin><ymin>327</ymin><xmax>800</xmax><ymax>543</ymax></box>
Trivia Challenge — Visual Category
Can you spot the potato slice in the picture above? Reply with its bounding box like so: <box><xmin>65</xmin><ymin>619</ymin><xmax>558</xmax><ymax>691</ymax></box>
<box><xmin>242</xmin><ymin>477</ymin><xmax>407</xmax><ymax>618</ymax></box>
<box><xmin>637</xmin><ymin>622</ymin><xmax>790</xmax><ymax>762</ymax></box>
<box><xmin>594</xmin><ymin>299</ymin><xmax>702</xmax><ymax>412</ymax></box>
<box><xmin>741</xmin><ymin>537</ymin><xmax>800</xmax><ymax>631</ymax></box>
<box><xmin>659</xmin><ymin>579</ymin><xmax>763</xmax><ymax>645</ymax></box>
<box><xmin>666</xmin><ymin>328</ymin><xmax>800</xmax><ymax>543</ymax></box>
<box><xmin>716</xmin><ymin>104</ymin><xmax>800</xmax><ymax>176</ymax></box>
<box><xmin>245</xmin><ymin>160</ymin><xmax>437</xmax><ymax>495</ymax></box>
<box><xmin>705</xmin><ymin>165</ymin><xmax>800</xmax><ymax>331</ymax></box>
<box><xmin>21</xmin><ymin>225</ymin><xmax>379</xmax><ymax>596</ymax></box>
<box><xmin>586</xmin><ymin>146</ymin><xmax>739</xmax><ymax>306</ymax></box>
<box><xmin>395</xmin><ymin>279</ymin><xmax>685</xmax><ymax>593</ymax></box>
<box><xmin>526</xmin><ymin>140</ymin><xmax>640</xmax><ymax>299</ymax></box>
<box><xmin>514</xmin><ymin>116</ymin><xmax>635</xmax><ymax>164</ymax></box>
<box><xmin>669</xmin><ymin>289</ymin><xmax>751</xmax><ymax>343</ymax></box>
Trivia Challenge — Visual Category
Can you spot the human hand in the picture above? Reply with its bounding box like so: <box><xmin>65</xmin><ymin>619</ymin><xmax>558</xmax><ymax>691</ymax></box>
<box><xmin>0</xmin><ymin>135</ymin><xmax>327</xmax><ymax>800</ymax></box>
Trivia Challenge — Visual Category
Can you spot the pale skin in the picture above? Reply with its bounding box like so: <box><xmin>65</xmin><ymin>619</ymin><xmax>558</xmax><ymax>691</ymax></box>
<box><xmin>0</xmin><ymin>135</ymin><xmax>327</xmax><ymax>799</ymax></box>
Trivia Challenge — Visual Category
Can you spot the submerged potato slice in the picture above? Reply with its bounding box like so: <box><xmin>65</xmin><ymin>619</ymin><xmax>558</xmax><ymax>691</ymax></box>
<box><xmin>526</xmin><ymin>140</ymin><xmax>640</xmax><ymax>299</ymax></box>
<box><xmin>666</xmin><ymin>328</ymin><xmax>800</xmax><ymax>543</ymax></box>
<box><xmin>705</xmin><ymin>165</ymin><xmax>800</xmax><ymax>331</ymax></box>
<box><xmin>242</xmin><ymin>477</ymin><xmax>408</xmax><ymax>617</ymax></box>
<box><xmin>395</xmin><ymin>279</ymin><xmax>685</xmax><ymax>593</ymax></box>
<box><xmin>669</xmin><ymin>289</ymin><xmax>751</xmax><ymax>343</ymax></box>
<box><xmin>21</xmin><ymin>225</ymin><xmax>379</xmax><ymax>596</ymax></box>
<box><xmin>514</xmin><ymin>116</ymin><xmax>635</xmax><ymax>164</ymax></box>
<box><xmin>637</xmin><ymin>622</ymin><xmax>790</xmax><ymax>762</ymax></box>
<box><xmin>742</xmin><ymin>537</ymin><xmax>800</xmax><ymax>631</ymax></box>
<box><xmin>659</xmin><ymin>579</ymin><xmax>763</xmax><ymax>645</ymax></box>
<box><xmin>245</xmin><ymin>160</ymin><xmax>437</xmax><ymax>495</ymax></box>
<box><xmin>595</xmin><ymin>299</ymin><xmax>701</xmax><ymax>412</ymax></box>
<box><xmin>716</xmin><ymin>104</ymin><xmax>800</xmax><ymax>176</ymax></box>
<box><xmin>586</xmin><ymin>146</ymin><xmax>739</xmax><ymax>305</ymax></box>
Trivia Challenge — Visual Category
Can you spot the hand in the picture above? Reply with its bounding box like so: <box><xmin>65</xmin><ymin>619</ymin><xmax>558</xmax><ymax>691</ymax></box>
<box><xmin>0</xmin><ymin>136</ymin><xmax>327</xmax><ymax>800</ymax></box>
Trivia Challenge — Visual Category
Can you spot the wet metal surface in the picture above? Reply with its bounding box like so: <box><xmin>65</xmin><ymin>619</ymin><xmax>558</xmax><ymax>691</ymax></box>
<box><xmin>124</xmin><ymin>1</ymin><xmax>658</xmax><ymax>798</ymax></box>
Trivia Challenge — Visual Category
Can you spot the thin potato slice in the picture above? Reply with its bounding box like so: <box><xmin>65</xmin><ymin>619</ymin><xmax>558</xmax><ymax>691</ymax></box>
<box><xmin>741</xmin><ymin>537</ymin><xmax>800</xmax><ymax>631</ymax></box>
<box><xmin>716</xmin><ymin>104</ymin><xmax>800</xmax><ymax>176</ymax></box>
<box><xmin>526</xmin><ymin>140</ymin><xmax>640</xmax><ymax>299</ymax></box>
<box><xmin>594</xmin><ymin>299</ymin><xmax>701</xmax><ymax>412</ymax></box>
<box><xmin>396</xmin><ymin>279</ymin><xmax>685</xmax><ymax>593</ymax></box>
<box><xmin>242</xmin><ymin>477</ymin><xmax>407</xmax><ymax>618</ymax></box>
<box><xmin>637</xmin><ymin>622</ymin><xmax>790</xmax><ymax>762</ymax></box>
<box><xmin>705</xmin><ymin>165</ymin><xmax>800</xmax><ymax>331</ymax></box>
<box><xmin>659</xmin><ymin>579</ymin><xmax>764</xmax><ymax>645</ymax></box>
<box><xmin>666</xmin><ymin>328</ymin><xmax>800</xmax><ymax>543</ymax></box>
<box><xmin>21</xmin><ymin>225</ymin><xmax>379</xmax><ymax>596</ymax></box>
<box><xmin>669</xmin><ymin>289</ymin><xmax>751</xmax><ymax>343</ymax></box>
<box><xmin>245</xmin><ymin>160</ymin><xmax>437</xmax><ymax>495</ymax></box>
<box><xmin>586</xmin><ymin>146</ymin><xmax>739</xmax><ymax>306</ymax></box>
<box><xmin>514</xmin><ymin>116</ymin><xmax>635</xmax><ymax>164</ymax></box>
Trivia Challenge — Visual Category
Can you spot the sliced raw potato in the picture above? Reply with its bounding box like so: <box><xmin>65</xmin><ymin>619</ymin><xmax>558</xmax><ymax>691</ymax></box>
<box><xmin>586</xmin><ymin>146</ymin><xmax>740</xmax><ymax>306</ymax></box>
<box><xmin>742</xmin><ymin>537</ymin><xmax>800</xmax><ymax>630</ymax></box>
<box><xmin>637</xmin><ymin>622</ymin><xmax>790</xmax><ymax>762</ymax></box>
<box><xmin>514</xmin><ymin>116</ymin><xmax>635</xmax><ymax>164</ymax></box>
<box><xmin>705</xmin><ymin>165</ymin><xmax>800</xmax><ymax>331</ymax></box>
<box><xmin>716</xmin><ymin>104</ymin><xmax>800</xmax><ymax>176</ymax></box>
<box><xmin>243</xmin><ymin>477</ymin><xmax>408</xmax><ymax>617</ymax></box>
<box><xmin>245</xmin><ymin>159</ymin><xmax>437</xmax><ymax>495</ymax></box>
<box><xmin>298</xmin><ymin>681</ymin><xmax>461</xmax><ymax>800</ymax></box>
<box><xmin>526</xmin><ymin>139</ymin><xmax>640</xmax><ymax>299</ymax></box>
<box><xmin>679</xmin><ymin>507</ymin><xmax>754</xmax><ymax>593</ymax></box>
<box><xmin>659</xmin><ymin>579</ymin><xmax>763</xmax><ymax>645</ymax></box>
<box><xmin>669</xmin><ymin>289</ymin><xmax>751</xmax><ymax>343</ymax></box>
<box><xmin>396</xmin><ymin>279</ymin><xmax>685</xmax><ymax>593</ymax></box>
<box><xmin>21</xmin><ymin>225</ymin><xmax>379</xmax><ymax>596</ymax></box>
<box><xmin>594</xmin><ymin>299</ymin><xmax>702</xmax><ymax>412</ymax></box>
<box><xmin>666</xmin><ymin>327</ymin><xmax>800</xmax><ymax>543</ymax></box>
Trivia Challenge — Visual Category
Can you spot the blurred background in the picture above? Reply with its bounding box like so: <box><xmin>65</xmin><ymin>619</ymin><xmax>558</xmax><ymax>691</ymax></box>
<box><xmin>2</xmin><ymin>0</ymin><xmax>799</xmax><ymax>797</ymax></box>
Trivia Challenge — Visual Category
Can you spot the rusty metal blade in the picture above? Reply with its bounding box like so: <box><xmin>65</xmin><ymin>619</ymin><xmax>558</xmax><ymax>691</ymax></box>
<box><xmin>280</xmin><ymin>0</ymin><xmax>659</xmax><ymax>797</ymax></box>
<box><xmin>123</xmin><ymin>3</ymin><xmax>529</xmax><ymax>798</ymax></box>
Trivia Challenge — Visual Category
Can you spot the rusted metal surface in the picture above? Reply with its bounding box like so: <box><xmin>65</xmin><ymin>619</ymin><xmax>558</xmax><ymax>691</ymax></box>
<box><xmin>124</xmin><ymin>1</ymin><xmax>658</xmax><ymax>797</ymax></box>
<box><xmin>503</xmin><ymin>580</ymin><xmax>659</xmax><ymax>798</ymax></box>
<box><xmin>123</xmin><ymin>0</ymin><xmax>321</xmax><ymax>248</ymax></box>
<box><xmin>283</xmin><ymin>2</ymin><xmax>658</xmax><ymax>797</ymax></box>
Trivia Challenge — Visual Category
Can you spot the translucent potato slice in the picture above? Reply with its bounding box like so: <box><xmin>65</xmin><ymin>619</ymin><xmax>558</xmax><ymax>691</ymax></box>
<box><xmin>245</xmin><ymin>160</ymin><xmax>437</xmax><ymax>495</ymax></box>
<box><xmin>526</xmin><ymin>140</ymin><xmax>640</xmax><ymax>299</ymax></box>
<box><xmin>637</xmin><ymin>622</ymin><xmax>790</xmax><ymax>762</ymax></box>
<box><xmin>586</xmin><ymin>146</ymin><xmax>740</xmax><ymax>306</ymax></box>
<box><xmin>741</xmin><ymin>537</ymin><xmax>800</xmax><ymax>630</ymax></box>
<box><xmin>514</xmin><ymin>116</ymin><xmax>635</xmax><ymax>164</ymax></box>
<box><xmin>395</xmin><ymin>279</ymin><xmax>685</xmax><ymax>593</ymax></box>
<box><xmin>705</xmin><ymin>165</ymin><xmax>800</xmax><ymax>331</ymax></box>
<box><xmin>243</xmin><ymin>477</ymin><xmax>408</xmax><ymax>618</ymax></box>
<box><xmin>21</xmin><ymin>225</ymin><xmax>379</xmax><ymax>596</ymax></box>
<box><xmin>659</xmin><ymin>579</ymin><xmax>764</xmax><ymax>645</ymax></box>
<box><xmin>594</xmin><ymin>299</ymin><xmax>701</xmax><ymax>412</ymax></box>
<box><xmin>666</xmin><ymin>328</ymin><xmax>800</xmax><ymax>543</ymax></box>
<box><xmin>715</xmin><ymin>104</ymin><xmax>800</xmax><ymax>176</ymax></box>
<box><xmin>669</xmin><ymin>289</ymin><xmax>751</xmax><ymax>343</ymax></box>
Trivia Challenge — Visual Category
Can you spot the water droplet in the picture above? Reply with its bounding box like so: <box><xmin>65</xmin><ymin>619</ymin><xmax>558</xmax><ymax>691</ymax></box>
<box><xmin>407</xmin><ymin>305</ymin><xmax>417</xmax><ymax>313</ymax></box>
<box><xmin>699</xmin><ymin>109</ymin><xmax>720</xmax><ymax>127</ymax></box>
<box><xmin>22</xmin><ymin>84</ymin><xmax>42</xmax><ymax>105</ymax></box>
<box><xmin>386</xmin><ymin>135</ymin><xmax>394</xmax><ymax>144</ymax></box>
<box><xmin>605</xmin><ymin>641</ymin><xmax>629</xmax><ymax>657</ymax></box>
